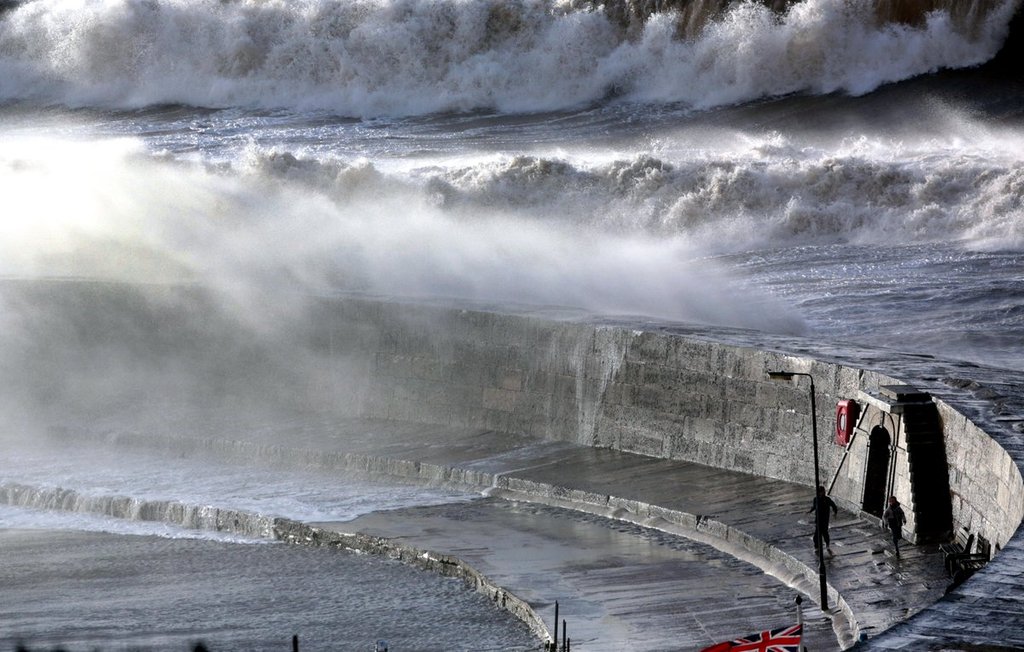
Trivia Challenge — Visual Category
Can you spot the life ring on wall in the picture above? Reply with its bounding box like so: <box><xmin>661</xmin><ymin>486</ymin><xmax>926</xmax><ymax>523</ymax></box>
<box><xmin>835</xmin><ymin>399</ymin><xmax>859</xmax><ymax>446</ymax></box>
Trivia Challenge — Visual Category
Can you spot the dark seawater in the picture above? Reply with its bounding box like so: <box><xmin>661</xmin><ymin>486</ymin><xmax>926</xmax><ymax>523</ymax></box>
<box><xmin>0</xmin><ymin>0</ymin><xmax>1022</xmax><ymax>649</ymax></box>
<box><xmin>0</xmin><ymin>528</ymin><xmax>539</xmax><ymax>651</ymax></box>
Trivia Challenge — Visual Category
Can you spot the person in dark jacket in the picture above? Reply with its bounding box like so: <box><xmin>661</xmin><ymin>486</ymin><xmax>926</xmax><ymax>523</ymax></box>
<box><xmin>808</xmin><ymin>485</ymin><xmax>839</xmax><ymax>557</ymax></box>
<box><xmin>883</xmin><ymin>495</ymin><xmax>907</xmax><ymax>558</ymax></box>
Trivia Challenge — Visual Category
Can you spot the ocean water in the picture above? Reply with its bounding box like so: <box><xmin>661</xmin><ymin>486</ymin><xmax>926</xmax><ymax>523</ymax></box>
<box><xmin>0</xmin><ymin>444</ymin><xmax>542</xmax><ymax>652</ymax></box>
<box><xmin>0</xmin><ymin>527</ymin><xmax>543</xmax><ymax>652</ymax></box>
<box><xmin>1</xmin><ymin>0</ymin><xmax>1022</xmax><ymax>367</ymax></box>
<box><xmin>1</xmin><ymin>0</ymin><xmax>1022</xmax><ymax>649</ymax></box>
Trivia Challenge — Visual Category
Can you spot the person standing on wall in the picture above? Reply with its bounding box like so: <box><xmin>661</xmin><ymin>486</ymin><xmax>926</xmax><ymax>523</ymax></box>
<box><xmin>809</xmin><ymin>485</ymin><xmax>839</xmax><ymax>557</ymax></box>
<box><xmin>883</xmin><ymin>495</ymin><xmax>907</xmax><ymax>558</ymax></box>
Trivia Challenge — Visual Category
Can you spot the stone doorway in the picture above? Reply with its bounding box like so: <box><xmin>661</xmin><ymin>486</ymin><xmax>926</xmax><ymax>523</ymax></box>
<box><xmin>862</xmin><ymin>425</ymin><xmax>891</xmax><ymax>517</ymax></box>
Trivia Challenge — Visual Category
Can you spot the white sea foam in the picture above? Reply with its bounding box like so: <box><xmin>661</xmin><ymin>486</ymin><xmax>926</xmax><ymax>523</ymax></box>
<box><xmin>0</xmin><ymin>0</ymin><xmax>1015</xmax><ymax>116</ymax></box>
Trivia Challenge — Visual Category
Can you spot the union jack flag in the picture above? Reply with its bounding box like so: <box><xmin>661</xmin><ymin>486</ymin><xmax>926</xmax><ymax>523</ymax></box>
<box><xmin>700</xmin><ymin>623</ymin><xmax>803</xmax><ymax>652</ymax></box>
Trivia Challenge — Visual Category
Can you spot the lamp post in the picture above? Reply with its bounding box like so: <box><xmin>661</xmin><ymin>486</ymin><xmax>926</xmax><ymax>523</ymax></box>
<box><xmin>768</xmin><ymin>370</ymin><xmax>828</xmax><ymax>611</ymax></box>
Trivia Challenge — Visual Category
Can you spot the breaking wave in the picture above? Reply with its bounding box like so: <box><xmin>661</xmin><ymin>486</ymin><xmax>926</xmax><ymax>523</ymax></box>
<box><xmin>0</xmin><ymin>0</ymin><xmax>1017</xmax><ymax>117</ymax></box>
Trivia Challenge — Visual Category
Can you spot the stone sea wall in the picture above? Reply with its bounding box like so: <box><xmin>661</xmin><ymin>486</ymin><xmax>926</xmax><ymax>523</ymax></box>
<box><xmin>4</xmin><ymin>279</ymin><xmax>1019</xmax><ymax>567</ymax></box>
<box><xmin>311</xmin><ymin>297</ymin><xmax>1024</xmax><ymax>553</ymax></box>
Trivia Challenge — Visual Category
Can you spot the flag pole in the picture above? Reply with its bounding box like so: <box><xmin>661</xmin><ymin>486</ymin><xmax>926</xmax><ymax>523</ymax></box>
<box><xmin>795</xmin><ymin>595</ymin><xmax>804</xmax><ymax>652</ymax></box>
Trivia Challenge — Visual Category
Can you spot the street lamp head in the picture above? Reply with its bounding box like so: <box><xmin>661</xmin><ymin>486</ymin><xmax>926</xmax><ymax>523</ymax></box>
<box><xmin>767</xmin><ymin>371</ymin><xmax>796</xmax><ymax>381</ymax></box>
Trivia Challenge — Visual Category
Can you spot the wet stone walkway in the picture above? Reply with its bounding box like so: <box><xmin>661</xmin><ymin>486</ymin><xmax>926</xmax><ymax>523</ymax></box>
<box><xmin>334</xmin><ymin>497</ymin><xmax>843</xmax><ymax>651</ymax></box>
<box><xmin>61</xmin><ymin>421</ymin><xmax>958</xmax><ymax>651</ymax></box>
<box><xmin>295</xmin><ymin>427</ymin><xmax>954</xmax><ymax>651</ymax></box>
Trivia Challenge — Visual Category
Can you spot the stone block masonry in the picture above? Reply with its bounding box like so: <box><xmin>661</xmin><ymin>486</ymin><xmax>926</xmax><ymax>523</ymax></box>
<box><xmin>309</xmin><ymin>297</ymin><xmax>1023</xmax><ymax>557</ymax></box>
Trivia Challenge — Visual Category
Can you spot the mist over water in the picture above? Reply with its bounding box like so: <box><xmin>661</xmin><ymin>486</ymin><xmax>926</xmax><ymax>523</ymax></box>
<box><xmin>0</xmin><ymin>127</ymin><xmax>813</xmax><ymax>333</ymax></box>
<box><xmin>3</xmin><ymin>96</ymin><xmax>1022</xmax><ymax>345</ymax></box>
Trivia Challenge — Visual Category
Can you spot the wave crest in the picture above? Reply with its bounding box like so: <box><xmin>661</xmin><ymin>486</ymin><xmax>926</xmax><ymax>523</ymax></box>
<box><xmin>0</xmin><ymin>0</ymin><xmax>1016</xmax><ymax>116</ymax></box>
<box><xmin>418</xmin><ymin>146</ymin><xmax>1024</xmax><ymax>250</ymax></box>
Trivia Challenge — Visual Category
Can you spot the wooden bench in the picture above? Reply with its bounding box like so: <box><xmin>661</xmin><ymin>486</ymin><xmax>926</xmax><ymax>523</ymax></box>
<box><xmin>940</xmin><ymin>526</ymin><xmax>973</xmax><ymax>575</ymax></box>
<box><xmin>950</xmin><ymin>535</ymin><xmax>991</xmax><ymax>583</ymax></box>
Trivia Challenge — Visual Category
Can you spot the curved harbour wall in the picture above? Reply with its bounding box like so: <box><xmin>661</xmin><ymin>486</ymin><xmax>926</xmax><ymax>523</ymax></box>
<box><xmin>4</xmin><ymin>280</ymin><xmax>1023</xmax><ymax>633</ymax></box>
<box><xmin>310</xmin><ymin>297</ymin><xmax>1024</xmax><ymax>554</ymax></box>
